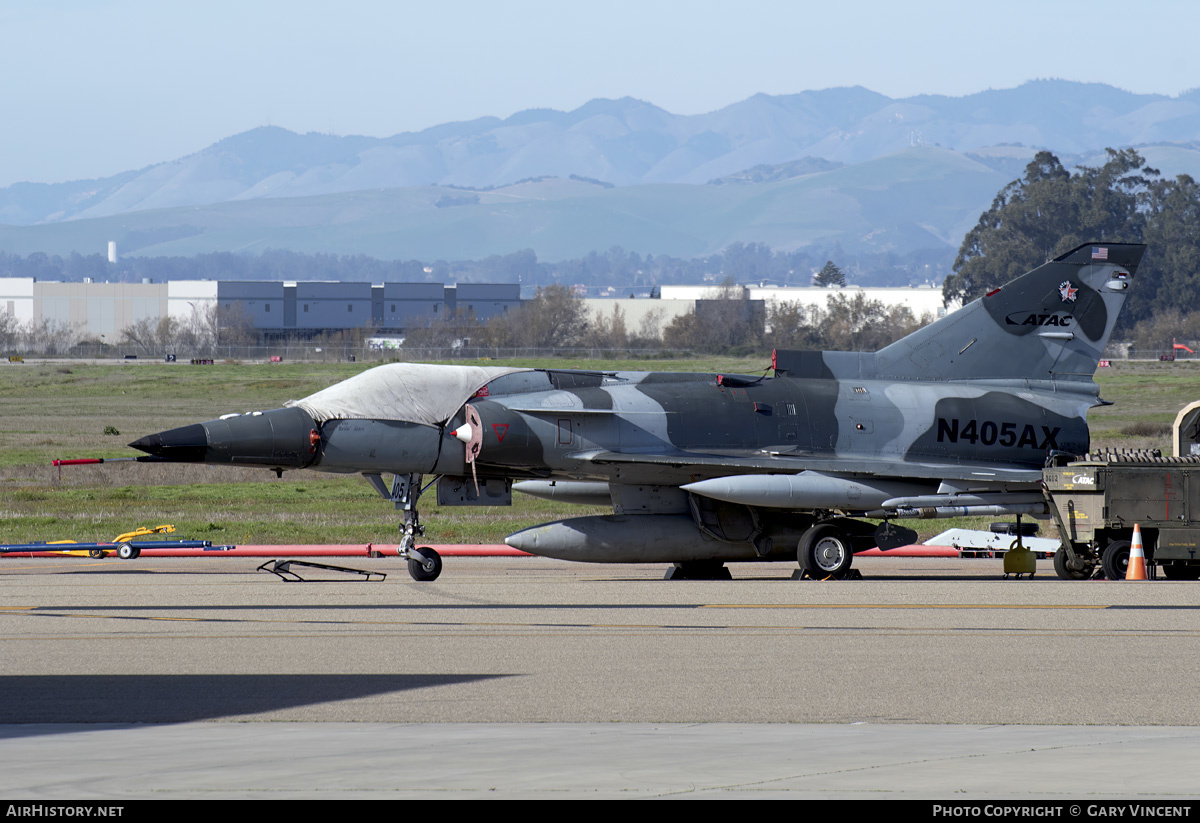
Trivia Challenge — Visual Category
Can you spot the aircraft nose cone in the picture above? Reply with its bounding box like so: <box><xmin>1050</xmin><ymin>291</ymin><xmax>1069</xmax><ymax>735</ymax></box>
<box><xmin>128</xmin><ymin>423</ymin><xmax>209</xmax><ymax>462</ymax></box>
<box><xmin>129</xmin><ymin>407</ymin><xmax>321</xmax><ymax>469</ymax></box>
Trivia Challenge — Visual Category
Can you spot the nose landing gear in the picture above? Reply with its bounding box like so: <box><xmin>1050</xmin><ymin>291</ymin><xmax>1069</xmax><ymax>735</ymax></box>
<box><xmin>366</xmin><ymin>472</ymin><xmax>444</xmax><ymax>581</ymax></box>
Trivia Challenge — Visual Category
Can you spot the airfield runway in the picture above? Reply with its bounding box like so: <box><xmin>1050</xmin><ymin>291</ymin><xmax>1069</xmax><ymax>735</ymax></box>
<box><xmin>3</xmin><ymin>553</ymin><xmax>1200</xmax><ymax>799</ymax></box>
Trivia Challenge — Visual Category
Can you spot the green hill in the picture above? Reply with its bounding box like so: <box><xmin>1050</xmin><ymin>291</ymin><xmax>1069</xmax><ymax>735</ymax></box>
<box><xmin>0</xmin><ymin>147</ymin><xmax>1007</xmax><ymax>262</ymax></box>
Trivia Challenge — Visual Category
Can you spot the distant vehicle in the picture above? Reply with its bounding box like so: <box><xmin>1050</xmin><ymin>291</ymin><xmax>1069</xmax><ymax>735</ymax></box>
<box><xmin>367</xmin><ymin>337</ymin><xmax>405</xmax><ymax>350</ymax></box>
<box><xmin>131</xmin><ymin>243</ymin><xmax>1144</xmax><ymax>582</ymax></box>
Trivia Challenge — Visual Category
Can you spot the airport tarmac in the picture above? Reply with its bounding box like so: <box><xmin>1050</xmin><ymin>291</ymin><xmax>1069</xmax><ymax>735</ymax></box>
<box><xmin>3</xmin><ymin>553</ymin><xmax>1200</xmax><ymax>799</ymax></box>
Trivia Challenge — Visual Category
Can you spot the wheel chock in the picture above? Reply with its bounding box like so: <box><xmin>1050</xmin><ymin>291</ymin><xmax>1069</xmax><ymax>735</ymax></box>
<box><xmin>791</xmin><ymin>568</ymin><xmax>863</xmax><ymax>581</ymax></box>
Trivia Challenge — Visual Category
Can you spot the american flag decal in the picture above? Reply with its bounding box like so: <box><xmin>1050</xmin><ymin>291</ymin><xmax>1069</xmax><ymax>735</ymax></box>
<box><xmin>1091</xmin><ymin>246</ymin><xmax>1108</xmax><ymax>260</ymax></box>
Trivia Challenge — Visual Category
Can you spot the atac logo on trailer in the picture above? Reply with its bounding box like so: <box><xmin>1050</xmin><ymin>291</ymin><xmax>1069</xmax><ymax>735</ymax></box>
<box><xmin>1059</xmin><ymin>281</ymin><xmax>1078</xmax><ymax>302</ymax></box>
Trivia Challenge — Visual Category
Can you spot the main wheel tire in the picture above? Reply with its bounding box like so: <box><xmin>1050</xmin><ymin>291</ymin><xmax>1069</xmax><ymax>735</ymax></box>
<box><xmin>1162</xmin><ymin>564</ymin><xmax>1200</xmax><ymax>581</ymax></box>
<box><xmin>799</xmin><ymin>524</ymin><xmax>854</xmax><ymax>578</ymax></box>
<box><xmin>1053</xmin><ymin>547</ymin><xmax>1094</xmax><ymax>580</ymax></box>
<box><xmin>116</xmin><ymin>543</ymin><xmax>136</xmax><ymax>560</ymax></box>
<box><xmin>1101</xmin><ymin>540</ymin><xmax>1132</xmax><ymax>581</ymax></box>
<box><xmin>407</xmin><ymin>547</ymin><xmax>442</xmax><ymax>581</ymax></box>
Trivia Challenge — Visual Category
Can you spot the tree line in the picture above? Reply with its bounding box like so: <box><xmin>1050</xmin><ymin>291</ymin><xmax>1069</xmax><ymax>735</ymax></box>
<box><xmin>0</xmin><ymin>243</ymin><xmax>946</xmax><ymax>292</ymax></box>
<box><xmin>942</xmin><ymin>148</ymin><xmax>1200</xmax><ymax>343</ymax></box>
<box><xmin>0</xmin><ymin>302</ymin><xmax>221</xmax><ymax>354</ymax></box>
<box><xmin>403</xmin><ymin>283</ymin><xmax>928</xmax><ymax>356</ymax></box>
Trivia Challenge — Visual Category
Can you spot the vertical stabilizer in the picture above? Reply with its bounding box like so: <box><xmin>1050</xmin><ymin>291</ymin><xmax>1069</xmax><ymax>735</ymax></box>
<box><xmin>874</xmin><ymin>243</ymin><xmax>1144</xmax><ymax>382</ymax></box>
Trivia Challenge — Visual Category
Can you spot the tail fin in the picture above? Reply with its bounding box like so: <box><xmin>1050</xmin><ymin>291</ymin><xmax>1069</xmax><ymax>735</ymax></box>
<box><xmin>873</xmin><ymin>242</ymin><xmax>1145</xmax><ymax>382</ymax></box>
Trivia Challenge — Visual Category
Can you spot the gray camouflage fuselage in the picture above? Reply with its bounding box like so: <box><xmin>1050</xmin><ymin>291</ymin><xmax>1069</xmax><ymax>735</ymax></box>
<box><xmin>130</xmin><ymin>243</ymin><xmax>1145</xmax><ymax>571</ymax></box>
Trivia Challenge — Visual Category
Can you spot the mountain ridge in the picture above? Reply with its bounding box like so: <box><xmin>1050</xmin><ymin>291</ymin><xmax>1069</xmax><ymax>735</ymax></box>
<box><xmin>4</xmin><ymin>80</ymin><xmax>1198</xmax><ymax>229</ymax></box>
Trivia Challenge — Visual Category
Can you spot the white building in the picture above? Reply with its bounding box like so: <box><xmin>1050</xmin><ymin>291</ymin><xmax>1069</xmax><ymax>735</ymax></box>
<box><xmin>581</xmin><ymin>298</ymin><xmax>697</xmax><ymax>339</ymax></box>
<box><xmin>658</xmin><ymin>283</ymin><xmax>954</xmax><ymax>319</ymax></box>
<box><xmin>0</xmin><ymin>277</ymin><xmax>35</xmax><ymax>324</ymax></box>
<box><xmin>167</xmin><ymin>280</ymin><xmax>219</xmax><ymax>323</ymax></box>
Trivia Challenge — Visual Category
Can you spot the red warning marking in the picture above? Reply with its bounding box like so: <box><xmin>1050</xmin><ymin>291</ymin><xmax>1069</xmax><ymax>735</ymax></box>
<box><xmin>492</xmin><ymin>423</ymin><xmax>509</xmax><ymax>443</ymax></box>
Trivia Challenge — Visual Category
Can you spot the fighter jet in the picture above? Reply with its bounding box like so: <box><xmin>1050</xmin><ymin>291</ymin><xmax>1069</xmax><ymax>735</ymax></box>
<box><xmin>130</xmin><ymin>242</ymin><xmax>1144</xmax><ymax>580</ymax></box>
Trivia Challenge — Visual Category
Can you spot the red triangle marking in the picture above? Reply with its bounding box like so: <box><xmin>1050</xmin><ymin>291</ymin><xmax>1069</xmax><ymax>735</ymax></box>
<box><xmin>492</xmin><ymin>423</ymin><xmax>509</xmax><ymax>443</ymax></box>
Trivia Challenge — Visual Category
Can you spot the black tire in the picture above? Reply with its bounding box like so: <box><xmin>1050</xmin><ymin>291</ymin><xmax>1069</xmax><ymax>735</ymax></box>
<box><xmin>799</xmin><ymin>524</ymin><xmax>854</xmax><ymax>578</ymax></box>
<box><xmin>88</xmin><ymin>548</ymin><xmax>104</xmax><ymax>559</ymax></box>
<box><xmin>116</xmin><ymin>543</ymin><xmax>136</xmax><ymax>560</ymax></box>
<box><xmin>1053</xmin><ymin>548</ymin><xmax>1094</xmax><ymax>580</ymax></box>
<box><xmin>1101</xmin><ymin>540</ymin><xmax>1132</xmax><ymax>581</ymax></box>
<box><xmin>407</xmin><ymin>547</ymin><xmax>442</xmax><ymax>581</ymax></box>
<box><xmin>1162</xmin><ymin>564</ymin><xmax>1200</xmax><ymax>581</ymax></box>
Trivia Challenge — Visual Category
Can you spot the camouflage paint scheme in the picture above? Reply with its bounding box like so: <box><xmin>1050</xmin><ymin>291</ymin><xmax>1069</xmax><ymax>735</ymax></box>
<box><xmin>131</xmin><ymin>243</ymin><xmax>1145</xmax><ymax>579</ymax></box>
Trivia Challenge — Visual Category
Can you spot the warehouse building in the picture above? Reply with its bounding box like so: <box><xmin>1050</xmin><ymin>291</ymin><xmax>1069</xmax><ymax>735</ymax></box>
<box><xmin>0</xmin><ymin>279</ymin><xmax>522</xmax><ymax>341</ymax></box>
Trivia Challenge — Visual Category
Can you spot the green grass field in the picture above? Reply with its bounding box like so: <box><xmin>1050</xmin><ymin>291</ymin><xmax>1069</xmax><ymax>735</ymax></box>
<box><xmin>1</xmin><ymin>357</ymin><xmax>1195</xmax><ymax>547</ymax></box>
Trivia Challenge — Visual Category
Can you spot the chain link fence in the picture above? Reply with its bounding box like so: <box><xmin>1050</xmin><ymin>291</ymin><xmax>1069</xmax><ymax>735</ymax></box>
<box><xmin>5</xmin><ymin>339</ymin><xmax>1196</xmax><ymax>364</ymax></box>
<box><xmin>6</xmin><ymin>343</ymin><xmax>701</xmax><ymax>363</ymax></box>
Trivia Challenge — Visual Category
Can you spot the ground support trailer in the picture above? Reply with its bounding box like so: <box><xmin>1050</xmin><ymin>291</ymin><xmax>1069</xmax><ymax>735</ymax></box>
<box><xmin>1045</xmin><ymin>455</ymin><xmax>1200</xmax><ymax>580</ymax></box>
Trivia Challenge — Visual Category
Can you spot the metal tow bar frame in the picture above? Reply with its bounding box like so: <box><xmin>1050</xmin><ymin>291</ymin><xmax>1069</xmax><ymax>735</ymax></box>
<box><xmin>257</xmin><ymin>559</ymin><xmax>386</xmax><ymax>582</ymax></box>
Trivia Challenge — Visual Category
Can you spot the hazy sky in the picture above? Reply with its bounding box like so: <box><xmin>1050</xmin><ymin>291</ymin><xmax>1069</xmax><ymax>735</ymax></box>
<box><xmin>1</xmin><ymin>0</ymin><xmax>1196</xmax><ymax>188</ymax></box>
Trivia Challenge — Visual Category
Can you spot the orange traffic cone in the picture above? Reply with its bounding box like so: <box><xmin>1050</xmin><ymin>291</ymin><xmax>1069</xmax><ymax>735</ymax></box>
<box><xmin>1126</xmin><ymin>524</ymin><xmax>1148</xmax><ymax>581</ymax></box>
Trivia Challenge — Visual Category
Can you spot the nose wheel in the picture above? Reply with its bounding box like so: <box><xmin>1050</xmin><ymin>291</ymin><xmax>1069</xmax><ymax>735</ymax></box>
<box><xmin>406</xmin><ymin>546</ymin><xmax>443</xmax><ymax>581</ymax></box>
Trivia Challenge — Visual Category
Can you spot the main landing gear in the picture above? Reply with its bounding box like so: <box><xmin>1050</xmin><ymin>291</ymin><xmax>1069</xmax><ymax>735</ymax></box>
<box><xmin>797</xmin><ymin>523</ymin><xmax>855</xmax><ymax>579</ymax></box>
<box><xmin>366</xmin><ymin>472</ymin><xmax>443</xmax><ymax>582</ymax></box>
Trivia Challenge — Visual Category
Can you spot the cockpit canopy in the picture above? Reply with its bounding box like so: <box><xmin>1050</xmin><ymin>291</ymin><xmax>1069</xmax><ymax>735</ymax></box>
<box><xmin>287</xmin><ymin>363</ymin><xmax>531</xmax><ymax>426</ymax></box>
